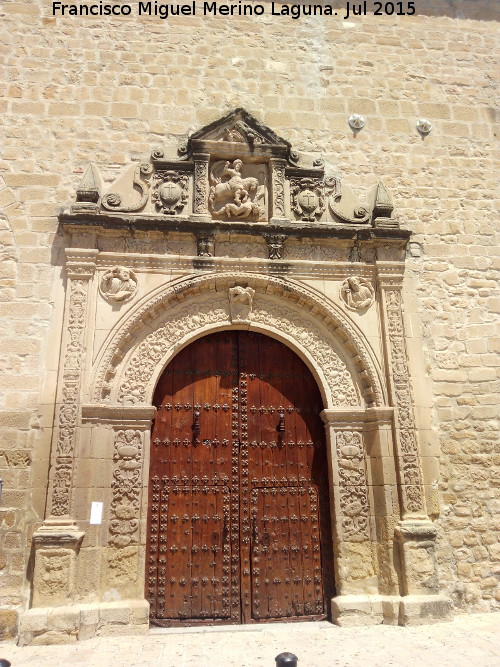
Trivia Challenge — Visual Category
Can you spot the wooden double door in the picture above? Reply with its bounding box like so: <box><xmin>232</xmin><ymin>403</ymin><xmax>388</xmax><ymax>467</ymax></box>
<box><xmin>146</xmin><ymin>331</ymin><xmax>334</xmax><ymax>625</ymax></box>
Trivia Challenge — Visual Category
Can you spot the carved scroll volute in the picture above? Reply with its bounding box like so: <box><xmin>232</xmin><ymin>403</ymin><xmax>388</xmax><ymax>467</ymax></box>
<box><xmin>192</xmin><ymin>153</ymin><xmax>211</xmax><ymax>221</ymax></box>
<box><xmin>269</xmin><ymin>158</ymin><xmax>288</xmax><ymax>223</ymax></box>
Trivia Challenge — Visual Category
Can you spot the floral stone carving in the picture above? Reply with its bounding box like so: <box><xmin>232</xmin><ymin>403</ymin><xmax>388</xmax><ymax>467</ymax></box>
<box><xmin>340</xmin><ymin>277</ymin><xmax>374</xmax><ymax>311</ymax></box>
<box><xmin>100</xmin><ymin>266</ymin><xmax>138</xmax><ymax>303</ymax></box>
<box><xmin>336</xmin><ymin>431</ymin><xmax>370</xmax><ymax>542</ymax></box>
<box><xmin>109</xmin><ymin>429</ymin><xmax>143</xmax><ymax>548</ymax></box>
<box><xmin>116</xmin><ymin>291</ymin><xmax>358</xmax><ymax>407</ymax></box>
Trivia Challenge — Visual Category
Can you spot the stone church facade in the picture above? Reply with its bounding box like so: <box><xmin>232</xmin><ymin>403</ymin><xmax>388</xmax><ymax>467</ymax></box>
<box><xmin>0</xmin><ymin>0</ymin><xmax>498</xmax><ymax>646</ymax></box>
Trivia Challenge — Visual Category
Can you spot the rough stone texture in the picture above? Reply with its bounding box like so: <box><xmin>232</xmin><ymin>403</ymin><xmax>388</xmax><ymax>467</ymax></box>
<box><xmin>0</xmin><ymin>0</ymin><xmax>498</xmax><ymax>635</ymax></box>
<box><xmin>17</xmin><ymin>600</ymin><xmax>149</xmax><ymax>646</ymax></box>
<box><xmin>5</xmin><ymin>614</ymin><xmax>500</xmax><ymax>666</ymax></box>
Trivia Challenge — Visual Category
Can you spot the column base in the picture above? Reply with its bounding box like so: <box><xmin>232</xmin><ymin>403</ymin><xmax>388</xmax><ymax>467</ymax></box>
<box><xmin>399</xmin><ymin>594</ymin><xmax>453</xmax><ymax>626</ymax></box>
<box><xmin>332</xmin><ymin>595</ymin><xmax>400</xmax><ymax>626</ymax></box>
<box><xmin>332</xmin><ymin>594</ymin><xmax>453</xmax><ymax>627</ymax></box>
<box><xmin>17</xmin><ymin>599</ymin><xmax>149</xmax><ymax>646</ymax></box>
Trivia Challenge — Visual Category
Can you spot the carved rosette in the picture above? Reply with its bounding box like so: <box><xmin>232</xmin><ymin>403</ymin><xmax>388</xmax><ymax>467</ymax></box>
<box><xmin>109</xmin><ymin>429</ymin><xmax>143</xmax><ymax>548</ymax></box>
<box><xmin>50</xmin><ymin>255</ymin><xmax>96</xmax><ymax>516</ymax></box>
<box><xmin>152</xmin><ymin>170</ymin><xmax>188</xmax><ymax>215</ymax></box>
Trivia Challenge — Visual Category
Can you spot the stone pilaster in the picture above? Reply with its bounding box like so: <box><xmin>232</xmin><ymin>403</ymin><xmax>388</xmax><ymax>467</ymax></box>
<box><xmin>269</xmin><ymin>158</ymin><xmax>289</xmax><ymax>223</ymax></box>
<box><xmin>376</xmin><ymin>262</ymin><xmax>426</xmax><ymax>519</ymax></box>
<box><xmin>376</xmin><ymin>261</ymin><xmax>452</xmax><ymax>624</ymax></box>
<box><xmin>191</xmin><ymin>152</ymin><xmax>211</xmax><ymax>221</ymax></box>
<box><xmin>321</xmin><ymin>410</ymin><xmax>376</xmax><ymax>596</ymax></box>
<box><xmin>31</xmin><ymin>249</ymin><xmax>97</xmax><ymax>610</ymax></box>
<box><xmin>80</xmin><ymin>405</ymin><xmax>155</xmax><ymax>601</ymax></box>
<box><xmin>46</xmin><ymin>249</ymin><xmax>98</xmax><ymax>520</ymax></box>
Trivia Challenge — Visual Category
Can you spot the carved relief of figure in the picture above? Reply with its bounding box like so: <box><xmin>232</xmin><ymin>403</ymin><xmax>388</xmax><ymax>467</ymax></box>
<box><xmin>100</xmin><ymin>266</ymin><xmax>138</xmax><ymax>303</ymax></box>
<box><xmin>209</xmin><ymin>159</ymin><xmax>265</xmax><ymax>220</ymax></box>
<box><xmin>229</xmin><ymin>286</ymin><xmax>255</xmax><ymax>322</ymax></box>
<box><xmin>340</xmin><ymin>277</ymin><xmax>374</xmax><ymax>311</ymax></box>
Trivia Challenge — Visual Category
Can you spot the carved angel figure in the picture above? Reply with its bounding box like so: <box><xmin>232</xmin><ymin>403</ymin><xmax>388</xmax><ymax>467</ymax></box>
<box><xmin>229</xmin><ymin>285</ymin><xmax>255</xmax><ymax>322</ymax></box>
<box><xmin>100</xmin><ymin>266</ymin><xmax>138</xmax><ymax>303</ymax></box>
<box><xmin>340</xmin><ymin>277</ymin><xmax>374</xmax><ymax>311</ymax></box>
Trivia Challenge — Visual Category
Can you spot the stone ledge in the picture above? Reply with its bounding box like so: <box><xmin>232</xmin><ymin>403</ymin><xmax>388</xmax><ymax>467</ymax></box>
<box><xmin>332</xmin><ymin>594</ymin><xmax>453</xmax><ymax>627</ymax></box>
<box><xmin>399</xmin><ymin>595</ymin><xmax>453</xmax><ymax>626</ymax></box>
<box><xmin>332</xmin><ymin>595</ymin><xmax>399</xmax><ymax>626</ymax></box>
<box><xmin>17</xmin><ymin>599</ymin><xmax>149</xmax><ymax>646</ymax></box>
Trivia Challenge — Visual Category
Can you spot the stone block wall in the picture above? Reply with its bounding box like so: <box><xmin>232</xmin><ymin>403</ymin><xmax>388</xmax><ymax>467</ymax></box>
<box><xmin>0</xmin><ymin>0</ymin><xmax>498</xmax><ymax>635</ymax></box>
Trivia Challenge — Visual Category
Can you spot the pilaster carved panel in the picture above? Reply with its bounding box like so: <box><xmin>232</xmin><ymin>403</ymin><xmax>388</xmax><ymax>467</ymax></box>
<box><xmin>336</xmin><ymin>431</ymin><xmax>370</xmax><ymax>543</ymax></box>
<box><xmin>269</xmin><ymin>158</ymin><xmax>287</xmax><ymax>220</ymax></box>
<box><xmin>50</xmin><ymin>256</ymin><xmax>95</xmax><ymax>517</ymax></box>
<box><xmin>109</xmin><ymin>429</ymin><xmax>143</xmax><ymax>548</ymax></box>
<box><xmin>193</xmin><ymin>153</ymin><xmax>210</xmax><ymax>216</ymax></box>
<box><xmin>384</xmin><ymin>288</ymin><xmax>424</xmax><ymax>514</ymax></box>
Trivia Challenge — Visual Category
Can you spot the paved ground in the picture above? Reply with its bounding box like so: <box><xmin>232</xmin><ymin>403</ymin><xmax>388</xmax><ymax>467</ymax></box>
<box><xmin>1</xmin><ymin>613</ymin><xmax>499</xmax><ymax>667</ymax></box>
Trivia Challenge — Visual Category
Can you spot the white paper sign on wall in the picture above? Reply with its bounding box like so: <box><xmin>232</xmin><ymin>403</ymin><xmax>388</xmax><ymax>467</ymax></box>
<box><xmin>89</xmin><ymin>501</ymin><xmax>103</xmax><ymax>525</ymax></box>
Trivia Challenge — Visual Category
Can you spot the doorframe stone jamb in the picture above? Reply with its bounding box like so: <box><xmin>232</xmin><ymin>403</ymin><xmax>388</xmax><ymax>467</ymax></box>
<box><xmin>29</xmin><ymin>249</ymin><xmax>98</xmax><ymax>613</ymax></box>
<box><xmin>321</xmin><ymin>408</ymin><xmax>402</xmax><ymax>626</ymax></box>
<box><xmin>375</xmin><ymin>261</ymin><xmax>452</xmax><ymax>624</ymax></box>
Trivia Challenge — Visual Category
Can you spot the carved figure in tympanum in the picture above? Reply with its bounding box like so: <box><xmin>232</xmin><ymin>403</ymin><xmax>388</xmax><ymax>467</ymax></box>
<box><xmin>229</xmin><ymin>286</ymin><xmax>255</xmax><ymax>323</ymax></box>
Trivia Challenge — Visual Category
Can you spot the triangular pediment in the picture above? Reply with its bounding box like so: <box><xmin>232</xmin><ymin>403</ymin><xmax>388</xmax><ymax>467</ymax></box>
<box><xmin>187</xmin><ymin>108</ymin><xmax>291</xmax><ymax>152</ymax></box>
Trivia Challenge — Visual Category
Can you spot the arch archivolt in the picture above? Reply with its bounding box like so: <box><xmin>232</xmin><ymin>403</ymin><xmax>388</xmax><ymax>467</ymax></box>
<box><xmin>89</xmin><ymin>272</ymin><xmax>387</xmax><ymax>409</ymax></box>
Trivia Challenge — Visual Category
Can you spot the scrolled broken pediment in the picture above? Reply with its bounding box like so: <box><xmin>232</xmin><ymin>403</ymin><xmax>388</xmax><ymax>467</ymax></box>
<box><xmin>65</xmin><ymin>108</ymin><xmax>399</xmax><ymax>233</ymax></box>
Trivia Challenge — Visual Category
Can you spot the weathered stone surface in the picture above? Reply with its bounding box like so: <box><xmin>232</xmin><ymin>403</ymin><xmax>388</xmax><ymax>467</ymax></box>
<box><xmin>1</xmin><ymin>0</ymin><xmax>498</xmax><ymax>644</ymax></box>
<box><xmin>0</xmin><ymin>609</ymin><xmax>18</xmax><ymax>640</ymax></box>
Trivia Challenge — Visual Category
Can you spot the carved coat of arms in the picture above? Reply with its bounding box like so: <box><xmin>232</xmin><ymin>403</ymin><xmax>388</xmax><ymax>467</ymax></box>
<box><xmin>290</xmin><ymin>178</ymin><xmax>325</xmax><ymax>222</ymax></box>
